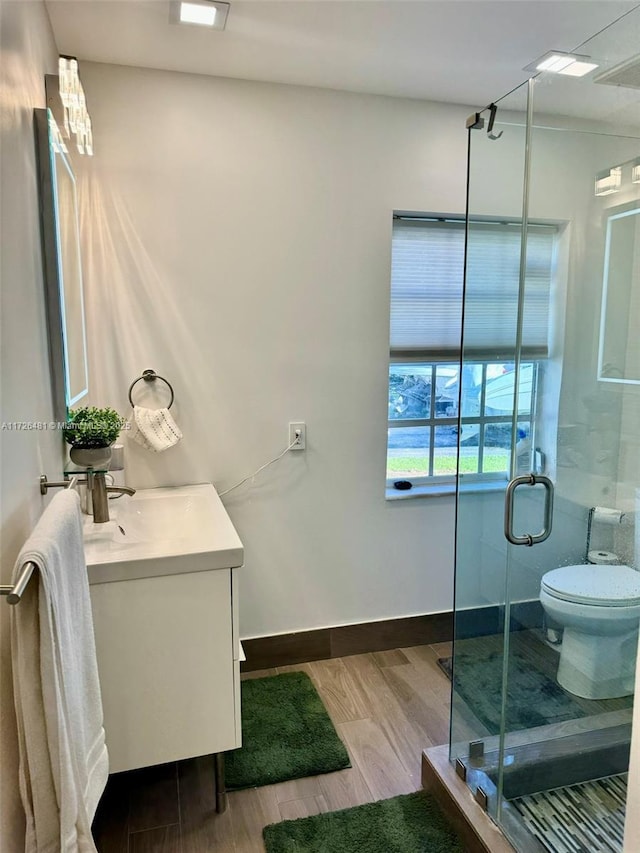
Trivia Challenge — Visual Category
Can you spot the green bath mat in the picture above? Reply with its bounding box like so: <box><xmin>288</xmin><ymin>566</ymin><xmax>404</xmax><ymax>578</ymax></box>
<box><xmin>263</xmin><ymin>792</ymin><xmax>464</xmax><ymax>853</ymax></box>
<box><xmin>224</xmin><ymin>672</ymin><xmax>350</xmax><ymax>790</ymax></box>
<box><xmin>441</xmin><ymin>647</ymin><xmax>599</xmax><ymax>733</ymax></box>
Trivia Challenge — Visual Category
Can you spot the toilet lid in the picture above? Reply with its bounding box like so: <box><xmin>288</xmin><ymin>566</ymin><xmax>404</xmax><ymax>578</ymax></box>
<box><xmin>541</xmin><ymin>564</ymin><xmax>640</xmax><ymax>606</ymax></box>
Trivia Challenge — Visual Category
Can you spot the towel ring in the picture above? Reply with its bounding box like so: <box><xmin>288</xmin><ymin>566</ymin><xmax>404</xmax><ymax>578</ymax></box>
<box><xmin>128</xmin><ymin>369</ymin><xmax>174</xmax><ymax>409</ymax></box>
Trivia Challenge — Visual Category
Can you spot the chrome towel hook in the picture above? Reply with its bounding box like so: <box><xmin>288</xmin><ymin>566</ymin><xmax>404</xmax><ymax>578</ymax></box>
<box><xmin>128</xmin><ymin>369</ymin><xmax>175</xmax><ymax>409</ymax></box>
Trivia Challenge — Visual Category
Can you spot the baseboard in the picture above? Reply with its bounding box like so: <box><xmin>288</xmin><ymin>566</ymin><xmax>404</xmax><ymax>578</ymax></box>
<box><xmin>240</xmin><ymin>600</ymin><xmax>545</xmax><ymax>672</ymax></box>
<box><xmin>455</xmin><ymin>599</ymin><xmax>543</xmax><ymax>639</ymax></box>
<box><xmin>240</xmin><ymin>612</ymin><xmax>453</xmax><ymax>671</ymax></box>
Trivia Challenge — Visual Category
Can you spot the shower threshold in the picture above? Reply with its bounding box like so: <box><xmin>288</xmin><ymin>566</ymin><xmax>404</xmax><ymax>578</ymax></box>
<box><xmin>478</xmin><ymin>720</ymin><xmax>630</xmax><ymax>800</ymax></box>
<box><xmin>431</xmin><ymin>712</ymin><xmax>632</xmax><ymax>853</ymax></box>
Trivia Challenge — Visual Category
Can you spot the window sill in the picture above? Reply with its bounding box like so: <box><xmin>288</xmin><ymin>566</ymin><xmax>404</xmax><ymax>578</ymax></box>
<box><xmin>385</xmin><ymin>479</ymin><xmax>508</xmax><ymax>501</ymax></box>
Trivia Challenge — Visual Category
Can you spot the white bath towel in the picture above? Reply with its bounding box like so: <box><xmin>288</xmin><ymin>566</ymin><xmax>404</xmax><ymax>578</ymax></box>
<box><xmin>130</xmin><ymin>405</ymin><xmax>183</xmax><ymax>452</ymax></box>
<box><xmin>11</xmin><ymin>490</ymin><xmax>108</xmax><ymax>853</ymax></box>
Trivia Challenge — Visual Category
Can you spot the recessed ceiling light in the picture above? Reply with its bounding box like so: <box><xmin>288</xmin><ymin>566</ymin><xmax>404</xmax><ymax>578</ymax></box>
<box><xmin>537</xmin><ymin>53</ymin><xmax>575</xmax><ymax>73</ymax></box>
<box><xmin>181</xmin><ymin>2</ymin><xmax>216</xmax><ymax>26</ymax></box>
<box><xmin>524</xmin><ymin>51</ymin><xmax>599</xmax><ymax>78</ymax></box>
<box><xmin>170</xmin><ymin>1</ymin><xmax>229</xmax><ymax>30</ymax></box>
<box><xmin>558</xmin><ymin>60</ymin><xmax>599</xmax><ymax>77</ymax></box>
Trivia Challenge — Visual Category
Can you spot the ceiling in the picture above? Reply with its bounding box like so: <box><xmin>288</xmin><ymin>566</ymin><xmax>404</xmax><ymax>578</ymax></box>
<box><xmin>46</xmin><ymin>0</ymin><xmax>639</xmax><ymax>109</ymax></box>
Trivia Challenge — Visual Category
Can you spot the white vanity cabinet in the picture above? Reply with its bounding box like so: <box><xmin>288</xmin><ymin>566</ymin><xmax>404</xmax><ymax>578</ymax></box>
<box><xmin>84</xmin><ymin>485</ymin><xmax>243</xmax><ymax>773</ymax></box>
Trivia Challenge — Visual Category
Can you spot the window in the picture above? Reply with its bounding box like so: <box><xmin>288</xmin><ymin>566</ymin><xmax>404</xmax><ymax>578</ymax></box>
<box><xmin>387</xmin><ymin>216</ymin><xmax>556</xmax><ymax>489</ymax></box>
<box><xmin>388</xmin><ymin>360</ymin><xmax>538</xmax><ymax>483</ymax></box>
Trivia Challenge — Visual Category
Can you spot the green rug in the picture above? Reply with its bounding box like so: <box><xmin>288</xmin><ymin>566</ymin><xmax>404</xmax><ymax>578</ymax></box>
<box><xmin>224</xmin><ymin>672</ymin><xmax>351</xmax><ymax>790</ymax></box>
<box><xmin>263</xmin><ymin>792</ymin><xmax>464</xmax><ymax>853</ymax></box>
<box><xmin>442</xmin><ymin>647</ymin><xmax>595</xmax><ymax>733</ymax></box>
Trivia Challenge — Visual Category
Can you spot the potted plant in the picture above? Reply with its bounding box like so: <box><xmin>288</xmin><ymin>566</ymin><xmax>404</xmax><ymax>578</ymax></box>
<box><xmin>64</xmin><ymin>406</ymin><xmax>125</xmax><ymax>468</ymax></box>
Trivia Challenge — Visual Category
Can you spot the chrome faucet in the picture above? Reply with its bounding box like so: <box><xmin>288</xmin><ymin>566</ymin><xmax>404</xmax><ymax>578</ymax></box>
<box><xmin>39</xmin><ymin>472</ymin><xmax>135</xmax><ymax>523</ymax></box>
<box><xmin>87</xmin><ymin>471</ymin><xmax>136</xmax><ymax>523</ymax></box>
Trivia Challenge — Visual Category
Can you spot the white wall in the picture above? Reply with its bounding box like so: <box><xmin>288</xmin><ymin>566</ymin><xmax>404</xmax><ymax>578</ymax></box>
<box><xmin>0</xmin><ymin>1</ymin><xmax>62</xmax><ymax>846</ymax></box>
<box><xmin>77</xmin><ymin>63</ymin><xmax>473</xmax><ymax>638</ymax></box>
<box><xmin>77</xmin><ymin>63</ymin><xmax>640</xmax><ymax>636</ymax></box>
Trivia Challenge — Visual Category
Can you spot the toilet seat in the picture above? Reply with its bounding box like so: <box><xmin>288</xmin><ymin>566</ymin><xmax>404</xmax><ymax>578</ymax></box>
<box><xmin>541</xmin><ymin>564</ymin><xmax>640</xmax><ymax>607</ymax></box>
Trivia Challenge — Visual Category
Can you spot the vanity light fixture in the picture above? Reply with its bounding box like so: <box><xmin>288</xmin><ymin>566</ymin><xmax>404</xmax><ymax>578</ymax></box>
<box><xmin>595</xmin><ymin>166</ymin><xmax>622</xmax><ymax>197</ymax></box>
<box><xmin>58</xmin><ymin>56</ymin><xmax>93</xmax><ymax>155</ymax></box>
<box><xmin>524</xmin><ymin>51</ymin><xmax>599</xmax><ymax>77</ymax></box>
<box><xmin>171</xmin><ymin>0</ymin><xmax>229</xmax><ymax>29</ymax></box>
<box><xmin>632</xmin><ymin>160</ymin><xmax>640</xmax><ymax>184</ymax></box>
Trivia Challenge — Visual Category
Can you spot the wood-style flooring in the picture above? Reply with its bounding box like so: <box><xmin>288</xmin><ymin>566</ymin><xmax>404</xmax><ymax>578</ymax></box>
<box><xmin>91</xmin><ymin>643</ymin><xmax>453</xmax><ymax>852</ymax></box>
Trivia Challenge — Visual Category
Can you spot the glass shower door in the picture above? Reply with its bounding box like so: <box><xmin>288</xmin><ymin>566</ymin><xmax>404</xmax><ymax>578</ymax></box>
<box><xmin>495</xmin><ymin>64</ymin><xmax>640</xmax><ymax>853</ymax></box>
<box><xmin>451</xmin><ymin>9</ymin><xmax>640</xmax><ymax>849</ymax></box>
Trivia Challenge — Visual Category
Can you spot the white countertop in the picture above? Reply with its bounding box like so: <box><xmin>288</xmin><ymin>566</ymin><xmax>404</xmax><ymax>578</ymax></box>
<box><xmin>84</xmin><ymin>483</ymin><xmax>244</xmax><ymax>585</ymax></box>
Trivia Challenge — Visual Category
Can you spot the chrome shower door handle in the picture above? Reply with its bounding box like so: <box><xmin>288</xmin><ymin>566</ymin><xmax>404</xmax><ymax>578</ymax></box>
<box><xmin>504</xmin><ymin>474</ymin><xmax>554</xmax><ymax>546</ymax></box>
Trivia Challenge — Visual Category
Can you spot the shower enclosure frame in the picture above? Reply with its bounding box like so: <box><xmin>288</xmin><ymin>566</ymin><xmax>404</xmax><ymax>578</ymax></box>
<box><xmin>449</xmin><ymin>26</ymin><xmax>640</xmax><ymax>849</ymax></box>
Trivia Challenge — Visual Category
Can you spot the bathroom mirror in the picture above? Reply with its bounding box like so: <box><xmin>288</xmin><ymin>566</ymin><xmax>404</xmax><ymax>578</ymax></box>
<box><xmin>598</xmin><ymin>204</ymin><xmax>640</xmax><ymax>385</ymax></box>
<box><xmin>35</xmin><ymin>108</ymin><xmax>89</xmax><ymax>422</ymax></box>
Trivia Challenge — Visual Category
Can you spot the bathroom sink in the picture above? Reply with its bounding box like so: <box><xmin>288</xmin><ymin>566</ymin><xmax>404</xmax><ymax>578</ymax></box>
<box><xmin>83</xmin><ymin>483</ymin><xmax>244</xmax><ymax>585</ymax></box>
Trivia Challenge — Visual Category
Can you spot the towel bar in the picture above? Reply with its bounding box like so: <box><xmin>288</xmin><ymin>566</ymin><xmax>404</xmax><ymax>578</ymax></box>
<box><xmin>1</xmin><ymin>475</ymin><xmax>79</xmax><ymax>604</ymax></box>
<box><xmin>0</xmin><ymin>562</ymin><xmax>37</xmax><ymax>605</ymax></box>
<box><xmin>40</xmin><ymin>474</ymin><xmax>79</xmax><ymax>495</ymax></box>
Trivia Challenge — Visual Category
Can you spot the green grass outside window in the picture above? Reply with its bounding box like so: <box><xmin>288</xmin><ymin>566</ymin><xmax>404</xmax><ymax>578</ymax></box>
<box><xmin>387</xmin><ymin>454</ymin><xmax>508</xmax><ymax>477</ymax></box>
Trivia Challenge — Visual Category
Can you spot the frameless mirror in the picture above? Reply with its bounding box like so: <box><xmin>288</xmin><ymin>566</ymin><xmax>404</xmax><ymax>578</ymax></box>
<box><xmin>598</xmin><ymin>204</ymin><xmax>640</xmax><ymax>385</ymax></box>
<box><xmin>35</xmin><ymin>107</ymin><xmax>89</xmax><ymax>421</ymax></box>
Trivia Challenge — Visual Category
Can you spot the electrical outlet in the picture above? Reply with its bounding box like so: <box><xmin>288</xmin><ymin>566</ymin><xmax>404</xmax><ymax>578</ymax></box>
<box><xmin>289</xmin><ymin>422</ymin><xmax>306</xmax><ymax>450</ymax></box>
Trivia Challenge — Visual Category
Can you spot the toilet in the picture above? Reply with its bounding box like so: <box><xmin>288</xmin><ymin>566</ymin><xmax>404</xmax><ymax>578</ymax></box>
<box><xmin>540</xmin><ymin>563</ymin><xmax>640</xmax><ymax>700</ymax></box>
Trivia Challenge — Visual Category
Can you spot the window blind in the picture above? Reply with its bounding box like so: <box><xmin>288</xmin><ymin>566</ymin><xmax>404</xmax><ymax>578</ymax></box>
<box><xmin>389</xmin><ymin>218</ymin><xmax>556</xmax><ymax>359</ymax></box>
